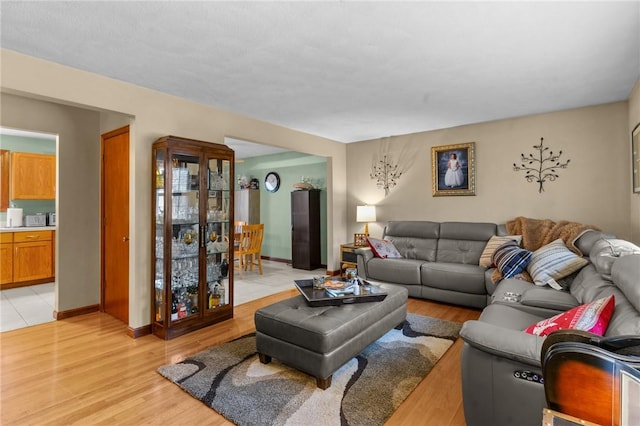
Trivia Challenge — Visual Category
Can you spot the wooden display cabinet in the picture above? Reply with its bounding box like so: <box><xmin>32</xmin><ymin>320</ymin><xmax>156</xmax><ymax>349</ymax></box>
<box><xmin>151</xmin><ymin>136</ymin><xmax>235</xmax><ymax>340</ymax></box>
<box><xmin>291</xmin><ymin>189</ymin><xmax>321</xmax><ymax>270</ymax></box>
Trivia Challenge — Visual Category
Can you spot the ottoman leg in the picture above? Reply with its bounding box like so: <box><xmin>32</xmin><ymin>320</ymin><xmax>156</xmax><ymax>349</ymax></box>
<box><xmin>316</xmin><ymin>375</ymin><xmax>332</xmax><ymax>390</ymax></box>
<box><xmin>258</xmin><ymin>353</ymin><xmax>272</xmax><ymax>364</ymax></box>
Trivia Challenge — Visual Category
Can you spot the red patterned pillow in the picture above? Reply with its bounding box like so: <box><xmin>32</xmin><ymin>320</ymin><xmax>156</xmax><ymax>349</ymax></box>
<box><xmin>524</xmin><ymin>295</ymin><xmax>615</xmax><ymax>337</ymax></box>
<box><xmin>367</xmin><ymin>237</ymin><xmax>402</xmax><ymax>259</ymax></box>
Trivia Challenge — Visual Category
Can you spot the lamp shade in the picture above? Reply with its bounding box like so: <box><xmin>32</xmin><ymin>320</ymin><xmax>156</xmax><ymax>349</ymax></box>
<box><xmin>356</xmin><ymin>205</ymin><xmax>376</xmax><ymax>223</ymax></box>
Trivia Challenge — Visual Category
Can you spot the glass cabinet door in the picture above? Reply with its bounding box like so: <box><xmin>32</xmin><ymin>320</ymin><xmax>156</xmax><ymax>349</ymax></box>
<box><xmin>153</xmin><ymin>147</ymin><xmax>166</xmax><ymax>323</ymax></box>
<box><xmin>205</xmin><ymin>157</ymin><xmax>231</xmax><ymax>309</ymax></box>
<box><xmin>169</xmin><ymin>153</ymin><xmax>201</xmax><ymax>321</ymax></box>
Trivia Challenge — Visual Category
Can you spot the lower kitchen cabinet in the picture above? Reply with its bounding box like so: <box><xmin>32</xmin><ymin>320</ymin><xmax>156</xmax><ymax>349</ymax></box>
<box><xmin>0</xmin><ymin>230</ymin><xmax>55</xmax><ymax>289</ymax></box>
<box><xmin>0</xmin><ymin>233</ymin><xmax>13</xmax><ymax>285</ymax></box>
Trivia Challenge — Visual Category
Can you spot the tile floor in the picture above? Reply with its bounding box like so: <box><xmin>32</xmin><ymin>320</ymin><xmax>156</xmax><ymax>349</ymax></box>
<box><xmin>0</xmin><ymin>260</ymin><xmax>326</xmax><ymax>333</ymax></box>
<box><xmin>1</xmin><ymin>282</ymin><xmax>56</xmax><ymax>332</ymax></box>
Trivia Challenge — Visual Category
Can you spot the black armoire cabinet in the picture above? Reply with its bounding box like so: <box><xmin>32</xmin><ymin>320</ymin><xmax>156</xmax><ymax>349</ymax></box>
<box><xmin>291</xmin><ymin>189</ymin><xmax>321</xmax><ymax>270</ymax></box>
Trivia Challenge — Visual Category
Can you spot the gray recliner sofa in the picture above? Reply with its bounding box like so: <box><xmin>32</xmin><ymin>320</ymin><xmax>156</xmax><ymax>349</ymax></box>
<box><xmin>460</xmin><ymin>238</ymin><xmax>640</xmax><ymax>426</ymax></box>
<box><xmin>355</xmin><ymin>221</ymin><xmax>503</xmax><ymax>309</ymax></box>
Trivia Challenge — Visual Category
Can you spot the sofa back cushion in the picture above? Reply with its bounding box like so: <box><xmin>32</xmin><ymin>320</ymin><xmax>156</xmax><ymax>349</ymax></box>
<box><xmin>570</xmin><ymin>262</ymin><xmax>640</xmax><ymax>336</ymax></box>
<box><xmin>612</xmin><ymin>254</ymin><xmax>640</xmax><ymax>312</ymax></box>
<box><xmin>436</xmin><ymin>222</ymin><xmax>498</xmax><ymax>265</ymax></box>
<box><xmin>574</xmin><ymin>230</ymin><xmax>616</xmax><ymax>256</ymax></box>
<box><xmin>383</xmin><ymin>221</ymin><xmax>440</xmax><ymax>261</ymax></box>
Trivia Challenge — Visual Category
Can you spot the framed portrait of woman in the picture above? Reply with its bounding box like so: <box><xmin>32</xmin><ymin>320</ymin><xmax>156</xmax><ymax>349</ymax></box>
<box><xmin>431</xmin><ymin>142</ymin><xmax>476</xmax><ymax>196</ymax></box>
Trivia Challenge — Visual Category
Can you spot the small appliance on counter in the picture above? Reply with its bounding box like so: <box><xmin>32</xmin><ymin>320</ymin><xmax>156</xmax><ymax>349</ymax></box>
<box><xmin>6</xmin><ymin>208</ymin><xmax>23</xmax><ymax>228</ymax></box>
<box><xmin>47</xmin><ymin>212</ymin><xmax>56</xmax><ymax>226</ymax></box>
<box><xmin>25</xmin><ymin>213</ymin><xmax>47</xmax><ymax>227</ymax></box>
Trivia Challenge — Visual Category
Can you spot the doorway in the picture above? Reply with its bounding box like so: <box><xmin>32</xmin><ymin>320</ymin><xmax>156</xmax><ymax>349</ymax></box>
<box><xmin>101</xmin><ymin>126</ymin><xmax>130</xmax><ymax>323</ymax></box>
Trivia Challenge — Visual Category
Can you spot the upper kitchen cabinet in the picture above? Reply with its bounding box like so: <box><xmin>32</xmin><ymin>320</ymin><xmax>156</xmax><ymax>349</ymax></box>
<box><xmin>10</xmin><ymin>152</ymin><xmax>56</xmax><ymax>200</ymax></box>
<box><xmin>0</xmin><ymin>150</ymin><xmax>9</xmax><ymax>211</ymax></box>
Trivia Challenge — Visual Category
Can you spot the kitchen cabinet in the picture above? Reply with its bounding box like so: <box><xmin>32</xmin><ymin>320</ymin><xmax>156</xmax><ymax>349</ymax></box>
<box><xmin>10</xmin><ymin>152</ymin><xmax>56</xmax><ymax>200</ymax></box>
<box><xmin>0</xmin><ymin>230</ymin><xmax>55</xmax><ymax>288</ymax></box>
<box><xmin>0</xmin><ymin>150</ymin><xmax>9</xmax><ymax>211</ymax></box>
<box><xmin>0</xmin><ymin>233</ymin><xmax>13</xmax><ymax>285</ymax></box>
<box><xmin>13</xmin><ymin>230</ymin><xmax>53</xmax><ymax>282</ymax></box>
<box><xmin>235</xmin><ymin>188</ymin><xmax>260</xmax><ymax>224</ymax></box>
<box><xmin>152</xmin><ymin>136</ymin><xmax>235</xmax><ymax>340</ymax></box>
<box><xmin>291</xmin><ymin>189</ymin><xmax>321</xmax><ymax>270</ymax></box>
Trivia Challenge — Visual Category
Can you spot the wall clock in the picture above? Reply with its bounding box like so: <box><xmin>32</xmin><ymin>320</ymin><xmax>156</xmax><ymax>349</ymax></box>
<box><xmin>265</xmin><ymin>172</ymin><xmax>280</xmax><ymax>193</ymax></box>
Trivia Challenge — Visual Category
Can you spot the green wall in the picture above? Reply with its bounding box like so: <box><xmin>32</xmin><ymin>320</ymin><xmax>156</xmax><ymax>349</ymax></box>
<box><xmin>0</xmin><ymin>133</ymin><xmax>56</xmax><ymax>218</ymax></box>
<box><xmin>235</xmin><ymin>151</ymin><xmax>328</xmax><ymax>266</ymax></box>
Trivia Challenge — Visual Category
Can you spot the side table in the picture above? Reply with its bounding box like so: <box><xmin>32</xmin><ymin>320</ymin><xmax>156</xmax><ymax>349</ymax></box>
<box><xmin>339</xmin><ymin>243</ymin><xmax>359</xmax><ymax>277</ymax></box>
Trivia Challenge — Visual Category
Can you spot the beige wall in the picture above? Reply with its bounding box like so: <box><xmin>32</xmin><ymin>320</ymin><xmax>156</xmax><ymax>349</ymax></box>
<box><xmin>347</xmin><ymin>102</ymin><xmax>631</xmax><ymax>240</ymax></box>
<box><xmin>1</xmin><ymin>93</ymin><xmax>101</xmax><ymax>311</ymax></box>
<box><xmin>1</xmin><ymin>49</ymin><xmax>348</xmax><ymax>329</ymax></box>
<box><xmin>629</xmin><ymin>80</ymin><xmax>640</xmax><ymax>244</ymax></box>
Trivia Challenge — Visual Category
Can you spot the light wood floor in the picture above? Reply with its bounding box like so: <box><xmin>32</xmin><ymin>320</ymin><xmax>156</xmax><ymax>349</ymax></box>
<box><xmin>0</xmin><ymin>289</ymin><xmax>481</xmax><ymax>425</ymax></box>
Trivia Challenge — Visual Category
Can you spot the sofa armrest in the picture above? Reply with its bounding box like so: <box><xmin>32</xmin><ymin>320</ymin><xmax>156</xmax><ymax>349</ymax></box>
<box><xmin>460</xmin><ymin>320</ymin><xmax>545</xmax><ymax>367</ymax></box>
<box><xmin>355</xmin><ymin>247</ymin><xmax>374</xmax><ymax>278</ymax></box>
<box><xmin>520</xmin><ymin>288</ymin><xmax>579</xmax><ymax>311</ymax></box>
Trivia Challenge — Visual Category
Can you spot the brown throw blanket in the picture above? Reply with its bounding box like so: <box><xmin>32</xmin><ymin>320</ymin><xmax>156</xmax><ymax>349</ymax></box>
<box><xmin>491</xmin><ymin>216</ymin><xmax>600</xmax><ymax>283</ymax></box>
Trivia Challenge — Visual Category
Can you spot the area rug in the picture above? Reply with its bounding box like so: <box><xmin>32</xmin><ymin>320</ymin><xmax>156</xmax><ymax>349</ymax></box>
<box><xmin>157</xmin><ymin>313</ymin><xmax>461</xmax><ymax>426</ymax></box>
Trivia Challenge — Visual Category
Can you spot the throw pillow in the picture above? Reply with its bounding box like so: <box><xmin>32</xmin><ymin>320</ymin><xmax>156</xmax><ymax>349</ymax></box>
<box><xmin>524</xmin><ymin>294</ymin><xmax>615</xmax><ymax>337</ymax></box>
<box><xmin>527</xmin><ymin>239</ymin><xmax>589</xmax><ymax>288</ymax></box>
<box><xmin>479</xmin><ymin>235</ymin><xmax>523</xmax><ymax>267</ymax></box>
<box><xmin>492</xmin><ymin>240</ymin><xmax>533</xmax><ymax>279</ymax></box>
<box><xmin>367</xmin><ymin>237</ymin><xmax>402</xmax><ymax>259</ymax></box>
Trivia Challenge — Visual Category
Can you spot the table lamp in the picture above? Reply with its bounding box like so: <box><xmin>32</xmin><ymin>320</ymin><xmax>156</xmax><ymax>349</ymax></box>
<box><xmin>356</xmin><ymin>205</ymin><xmax>376</xmax><ymax>236</ymax></box>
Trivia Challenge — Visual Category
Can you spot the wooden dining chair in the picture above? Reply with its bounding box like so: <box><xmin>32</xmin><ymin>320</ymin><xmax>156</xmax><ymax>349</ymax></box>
<box><xmin>234</xmin><ymin>223</ymin><xmax>264</xmax><ymax>275</ymax></box>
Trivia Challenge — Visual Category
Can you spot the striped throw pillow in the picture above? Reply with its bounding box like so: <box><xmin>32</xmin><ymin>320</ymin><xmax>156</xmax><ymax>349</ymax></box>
<box><xmin>527</xmin><ymin>239</ymin><xmax>589</xmax><ymax>287</ymax></box>
<box><xmin>492</xmin><ymin>240</ymin><xmax>533</xmax><ymax>279</ymax></box>
<box><xmin>479</xmin><ymin>235</ymin><xmax>523</xmax><ymax>267</ymax></box>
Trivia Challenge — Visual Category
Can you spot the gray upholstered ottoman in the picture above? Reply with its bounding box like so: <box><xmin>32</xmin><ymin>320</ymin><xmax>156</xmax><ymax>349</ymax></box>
<box><xmin>255</xmin><ymin>284</ymin><xmax>408</xmax><ymax>389</ymax></box>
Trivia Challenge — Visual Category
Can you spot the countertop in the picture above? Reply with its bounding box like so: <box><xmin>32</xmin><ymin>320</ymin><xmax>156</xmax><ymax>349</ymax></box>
<box><xmin>0</xmin><ymin>226</ymin><xmax>57</xmax><ymax>233</ymax></box>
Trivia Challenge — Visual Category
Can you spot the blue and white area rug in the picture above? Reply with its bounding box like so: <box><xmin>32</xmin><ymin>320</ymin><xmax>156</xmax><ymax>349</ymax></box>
<box><xmin>157</xmin><ymin>313</ymin><xmax>461</xmax><ymax>426</ymax></box>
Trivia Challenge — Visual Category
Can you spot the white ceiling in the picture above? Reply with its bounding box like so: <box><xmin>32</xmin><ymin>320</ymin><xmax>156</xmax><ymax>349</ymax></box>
<box><xmin>1</xmin><ymin>1</ymin><xmax>639</xmax><ymax>148</ymax></box>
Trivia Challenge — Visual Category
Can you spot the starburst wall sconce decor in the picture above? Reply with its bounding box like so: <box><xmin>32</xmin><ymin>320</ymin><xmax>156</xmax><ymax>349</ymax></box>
<box><xmin>513</xmin><ymin>137</ymin><xmax>570</xmax><ymax>193</ymax></box>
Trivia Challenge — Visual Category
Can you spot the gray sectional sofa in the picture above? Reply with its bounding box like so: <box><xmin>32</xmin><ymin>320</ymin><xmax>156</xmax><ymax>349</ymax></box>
<box><xmin>355</xmin><ymin>220</ymin><xmax>640</xmax><ymax>426</ymax></box>
<box><xmin>355</xmin><ymin>221</ymin><xmax>504</xmax><ymax>308</ymax></box>
<box><xmin>461</xmin><ymin>242</ymin><xmax>640</xmax><ymax>426</ymax></box>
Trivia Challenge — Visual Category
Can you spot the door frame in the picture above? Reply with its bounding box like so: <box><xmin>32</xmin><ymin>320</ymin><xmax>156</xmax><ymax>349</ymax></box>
<box><xmin>100</xmin><ymin>125</ymin><xmax>130</xmax><ymax>319</ymax></box>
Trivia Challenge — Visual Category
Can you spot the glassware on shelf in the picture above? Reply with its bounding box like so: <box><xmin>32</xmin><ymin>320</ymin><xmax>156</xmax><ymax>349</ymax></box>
<box><xmin>183</xmin><ymin>231</ymin><xmax>194</xmax><ymax>245</ymax></box>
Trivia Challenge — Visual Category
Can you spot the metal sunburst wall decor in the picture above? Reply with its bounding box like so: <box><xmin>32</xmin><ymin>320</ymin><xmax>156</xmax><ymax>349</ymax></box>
<box><xmin>513</xmin><ymin>137</ymin><xmax>571</xmax><ymax>193</ymax></box>
<box><xmin>370</xmin><ymin>138</ymin><xmax>412</xmax><ymax>196</ymax></box>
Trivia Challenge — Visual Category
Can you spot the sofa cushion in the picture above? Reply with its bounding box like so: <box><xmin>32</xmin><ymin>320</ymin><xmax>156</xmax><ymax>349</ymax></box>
<box><xmin>367</xmin><ymin>237</ymin><xmax>402</xmax><ymax>258</ymax></box>
<box><xmin>421</xmin><ymin>262</ymin><xmax>487</xmax><ymax>295</ymax></box>
<box><xmin>384</xmin><ymin>221</ymin><xmax>440</xmax><ymax>262</ymax></box>
<box><xmin>589</xmin><ymin>239</ymin><xmax>640</xmax><ymax>280</ymax></box>
<box><xmin>436</xmin><ymin>222</ymin><xmax>498</xmax><ymax>265</ymax></box>
<box><xmin>479</xmin><ymin>235</ymin><xmax>523</xmax><ymax>267</ymax></box>
<box><xmin>524</xmin><ymin>295</ymin><xmax>615</xmax><ymax>337</ymax></box>
<box><xmin>527</xmin><ymin>239</ymin><xmax>589</xmax><ymax>287</ymax></box>
<box><xmin>611</xmin><ymin>254</ymin><xmax>640</xmax><ymax>311</ymax></box>
<box><xmin>365</xmin><ymin>257</ymin><xmax>424</xmax><ymax>286</ymax></box>
<box><xmin>492</xmin><ymin>240</ymin><xmax>533</xmax><ymax>279</ymax></box>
